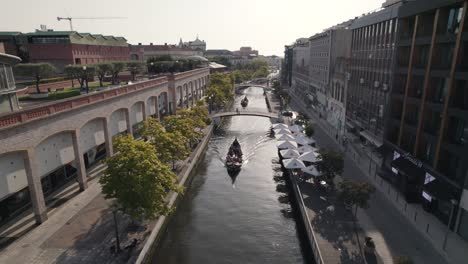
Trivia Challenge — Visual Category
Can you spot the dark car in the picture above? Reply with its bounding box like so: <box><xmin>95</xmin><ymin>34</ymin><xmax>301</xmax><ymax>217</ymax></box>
<box><xmin>281</xmin><ymin>111</ymin><xmax>293</xmax><ymax>117</ymax></box>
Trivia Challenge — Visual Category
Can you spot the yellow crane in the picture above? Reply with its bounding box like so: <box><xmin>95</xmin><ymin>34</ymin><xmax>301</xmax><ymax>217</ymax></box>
<box><xmin>57</xmin><ymin>17</ymin><xmax>127</xmax><ymax>31</ymax></box>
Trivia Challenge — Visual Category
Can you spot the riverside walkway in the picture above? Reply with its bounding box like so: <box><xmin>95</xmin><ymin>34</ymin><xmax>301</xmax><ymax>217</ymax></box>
<box><xmin>287</xmin><ymin>91</ymin><xmax>450</xmax><ymax>264</ymax></box>
<box><xmin>211</xmin><ymin>109</ymin><xmax>279</xmax><ymax>119</ymax></box>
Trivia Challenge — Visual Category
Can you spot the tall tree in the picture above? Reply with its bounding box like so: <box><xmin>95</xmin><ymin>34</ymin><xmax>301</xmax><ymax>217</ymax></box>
<box><xmin>14</xmin><ymin>63</ymin><xmax>56</xmax><ymax>94</ymax></box>
<box><xmin>337</xmin><ymin>180</ymin><xmax>375</xmax><ymax>216</ymax></box>
<box><xmin>141</xmin><ymin>117</ymin><xmax>190</xmax><ymax>169</ymax></box>
<box><xmin>315</xmin><ymin>149</ymin><xmax>344</xmax><ymax>185</ymax></box>
<box><xmin>64</xmin><ymin>65</ymin><xmax>96</xmax><ymax>92</ymax></box>
<box><xmin>111</xmin><ymin>62</ymin><xmax>126</xmax><ymax>84</ymax></box>
<box><xmin>163</xmin><ymin>113</ymin><xmax>202</xmax><ymax>146</ymax></box>
<box><xmin>127</xmin><ymin>61</ymin><xmax>146</xmax><ymax>81</ymax></box>
<box><xmin>304</xmin><ymin>124</ymin><xmax>315</xmax><ymax>137</ymax></box>
<box><xmin>100</xmin><ymin>135</ymin><xmax>182</xmax><ymax>221</ymax></box>
<box><xmin>95</xmin><ymin>63</ymin><xmax>112</xmax><ymax>87</ymax></box>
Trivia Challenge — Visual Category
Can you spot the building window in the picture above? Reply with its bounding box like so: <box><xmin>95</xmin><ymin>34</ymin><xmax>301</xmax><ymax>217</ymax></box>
<box><xmin>451</xmin><ymin>79</ymin><xmax>468</xmax><ymax>110</ymax></box>
<box><xmin>427</xmin><ymin>77</ymin><xmax>449</xmax><ymax>104</ymax></box>
<box><xmin>447</xmin><ymin>7</ymin><xmax>464</xmax><ymax>34</ymax></box>
<box><xmin>446</xmin><ymin>116</ymin><xmax>468</xmax><ymax>145</ymax></box>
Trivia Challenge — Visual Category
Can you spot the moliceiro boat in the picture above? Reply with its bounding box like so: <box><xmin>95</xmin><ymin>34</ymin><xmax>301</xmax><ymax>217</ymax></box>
<box><xmin>226</xmin><ymin>138</ymin><xmax>243</xmax><ymax>171</ymax></box>
<box><xmin>241</xmin><ymin>96</ymin><xmax>249</xmax><ymax>107</ymax></box>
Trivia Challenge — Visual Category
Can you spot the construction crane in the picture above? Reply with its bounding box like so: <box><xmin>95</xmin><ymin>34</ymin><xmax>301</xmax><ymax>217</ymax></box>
<box><xmin>57</xmin><ymin>17</ymin><xmax>127</xmax><ymax>31</ymax></box>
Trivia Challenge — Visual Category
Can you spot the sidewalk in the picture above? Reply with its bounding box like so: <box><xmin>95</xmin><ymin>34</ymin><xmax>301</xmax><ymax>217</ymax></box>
<box><xmin>0</xmin><ymin>127</ymin><xmax>212</xmax><ymax>264</ymax></box>
<box><xmin>288</xmin><ymin>92</ymin><xmax>452</xmax><ymax>264</ymax></box>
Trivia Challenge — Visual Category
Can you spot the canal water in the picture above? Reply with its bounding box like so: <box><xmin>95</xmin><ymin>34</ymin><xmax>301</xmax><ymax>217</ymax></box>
<box><xmin>151</xmin><ymin>87</ymin><xmax>312</xmax><ymax>264</ymax></box>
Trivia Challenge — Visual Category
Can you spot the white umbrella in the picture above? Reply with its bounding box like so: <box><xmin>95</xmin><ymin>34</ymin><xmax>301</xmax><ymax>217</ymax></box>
<box><xmin>272</xmin><ymin>123</ymin><xmax>288</xmax><ymax>129</ymax></box>
<box><xmin>274</xmin><ymin>128</ymin><xmax>292</xmax><ymax>135</ymax></box>
<box><xmin>301</xmin><ymin>165</ymin><xmax>321</xmax><ymax>177</ymax></box>
<box><xmin>298</xmin><ymin>151</ymin><xmax>319</xmax><ymax>163</ymax></box>
<box><xmin>276</xmin><ymin>140</ymin><xmax>298</xmax><ymax>149</ymax></box>
<box><xmin>280</xmin><ymin>149</ymin><xmax>300</xmax><ymax>159</ymax></box>
<box><xmin>283</xmin><ymin>158</ymin><xmax>306</xmax><ymax>169</ymax></box>
<box><xmin>295</xmin><ymin>136</ymin><xmax>313</xmax><ymax>145</ymax></box>
<box><xmin>297</xmin><ymin>145</ymin><xmax>318</xmax><ymax>154</ymax></box>
<box><xmin>275</xmin><ymin>133</ymin><xmax>295</xmax><ymax>140</ymax></box>
<box><xmin>289</xmin><ymin>124</ymin><xmax>303</xmax><ymax>133</ymax></box>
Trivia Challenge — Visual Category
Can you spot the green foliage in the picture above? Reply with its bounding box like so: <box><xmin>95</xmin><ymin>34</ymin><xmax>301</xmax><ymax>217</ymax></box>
<box><xmin>111</xmin><ymin>61</ymin><xmax>127</xmax><ymax>84</ymax></box>
<box><xmin>14</xmin><ymin>63</ymin><xmax>56</xmax><ymax>93</ymax></box>
<box><xmin>206</xmin><ymin>72</ymin><xmax>234</xmax><ymax>110</ymax></box>
<box><xmin>315</xmin><ymin>149</ymin><xmax>344</xmax><ymax>184</ymax></box>
<box><xmin>100</xmin><ymin>135</ymin><xmax>182</xmax><ymax>221</ymax></box>
<box><xmin>394</xmin><ymin>256</ymin><xmax>414</xmax><ymax>264</ymax></box>
<box><xmin>95</xmin><ymin>63</ymin><xmax>113</xmax><ymax>87</ymax></box>
<box><xmin>305</xmin><ymin>124</ymin><xmax>315</xmax><ymax>137</ymax></box>
<box><xmin>141</xmin><ymin>118</ymin><xmax>190</xmax><ymax>169</ymax></box>
<box><xmin>127</xmin><ymin>61</ymin><xmax>146</xmax><ymax>81</ymax></box>
<box><xmin>338</xmin><ymin>180</ymin><xmax>376</xmax><ymax>216</ymax></box>
<box><xmin>147</xmin><ymin>58</ymin><xmax>202</xmax><ymax>74</ymax></box>
<box><xmin>210</xmin><ymin>56</ymin><xmax>232</xmax><ymax>68</ymax></box>
<box><xmin>64</xmin><ymin>65</ymin><xmax>96</xmax><ymax>90</ymax></box>
<box><xmin>163</xmin><ymin>112</ymin><xmax>202</xmax><ymax>144</ymax></box>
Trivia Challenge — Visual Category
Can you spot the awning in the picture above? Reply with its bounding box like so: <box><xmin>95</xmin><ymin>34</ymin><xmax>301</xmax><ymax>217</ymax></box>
<box><xmin>359</xmin><ymin>130</ymin><xmax>383</xmax><ymax>147</ymax></box>
<box><xmin>391</xmin><ymin>157</ymin><xmax>425</xmax><ymax>181</ymax></box>
<box><xmin>423</xmin><ymin>179</ymin><xmax>459</xmax><ymax>201</ymax></box>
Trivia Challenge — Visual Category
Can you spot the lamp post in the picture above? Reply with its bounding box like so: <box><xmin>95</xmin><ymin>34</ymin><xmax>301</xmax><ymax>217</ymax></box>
<box><xmin>208</xmin><ymin>95</ymin><xmax>212</xmax><ymax>113</ymax></box>
<box><xmin>150</xmin><ymin>62</ymin><xmax>154</xmax><ymax>75</ymax></box>
<box><xmin>82</xmin><ymin>66</ymin><xmax>88</xmax><ymax>93</ymax></box>
<box><xmin>443</xmin><ymin>199</ymin><xmax>458</xmax><ymax>250</ymax></box>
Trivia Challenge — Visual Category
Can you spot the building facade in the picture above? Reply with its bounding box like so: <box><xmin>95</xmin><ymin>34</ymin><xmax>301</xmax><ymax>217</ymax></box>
<box><xmin>2</xmin><ymin>30</ymin><xmax>130</xmax><ymax>70</ymax></box>
<box><xmin>0</xmin><ymin>53</ymin><xmax>24</xmax><ymax>114</ymax></box>
<box><xmin>382</xmin><ymin>0</ymin><xmax>468</xmax><ymax>242</ymax></box>
<box><xmin>346</xmin><ymin>2</ymin><xmax>401</xmax><ymax>149</ymax></box>
<box><xmin>290</xmin><ymin>39</ymin><xmax>310</xmax><ymax>104</ymax></box>
<box><xmin>282</xmin><ymin>45</ymin><xmax>293</xmax><ymax>87</ymax></box>
<box><xmin>129</xmin><ymin>43</ymin><xmax>203</xmax><ymax>61</ymax></box>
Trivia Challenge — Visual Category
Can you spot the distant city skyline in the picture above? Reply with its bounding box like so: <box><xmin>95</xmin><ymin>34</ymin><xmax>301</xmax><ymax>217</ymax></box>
<box><xmin>1</xmin><ymin>0</ymin><xmax>383</xmax><ymax>56</ymax></box>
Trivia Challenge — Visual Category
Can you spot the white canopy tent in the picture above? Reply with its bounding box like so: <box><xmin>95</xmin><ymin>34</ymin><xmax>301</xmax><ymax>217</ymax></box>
<box><xmin>283</xmin><ymin>158</ymin><xmax>306</xmax><ymax>169</ymax></box>
<box><xmin>298</xmin><ymin>151</ymin><xmax>319</xmax><ymax>163</ymax></box>
<box><xmin>275</xmin><ymin>133</ymin><xmax>295</xmax><ymax>140</ymax></box>
<box><xmin>273</xmin><ymin>128</ymin><xmax>292</xmax><ymax>135</ymax></box>
<box><xmin>297</xmin><ymin>145</ymin><xmax>318</xmax><ymax>154</ymax></box>
<box><xmin>295</xmin><ymin>136</ymin><xmax>313</xmax><ymax>145</ymax></box>
<box><xmin>280</xmin><ymin>149</ymin><xmax>300</xmax><ymax>159</ymax></box>
<box><xmin>272</xmin><ymin>123</ymin><xmax>288</xmax><ymax>129</ymax></box>
<box><xmin>301</xmin><ymin>165</ymin><xmax>321</xmax><ymax>177</ymax></box>
<box><xmin>289</xmin><ymin>124</ymin><xmax>303</xmax><ymax>133</ymax></box>
<box><xmin>276</xmin><ymin>140</ymin><xmax>298</xmax><ymax>149</ymax></box>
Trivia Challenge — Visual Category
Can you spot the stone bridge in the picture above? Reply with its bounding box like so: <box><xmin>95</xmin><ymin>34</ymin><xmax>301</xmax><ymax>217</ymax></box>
<box><xmin>0</xmin><ymin>68</ymin><xmax>209</xmax><ymax>225</ymax></box>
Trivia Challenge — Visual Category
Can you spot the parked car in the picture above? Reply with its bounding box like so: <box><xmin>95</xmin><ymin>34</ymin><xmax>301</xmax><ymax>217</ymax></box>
<box><xmin>281</xmin><ymin>111</ymin><xmax>293</xmax><ymax>117</ymax></box>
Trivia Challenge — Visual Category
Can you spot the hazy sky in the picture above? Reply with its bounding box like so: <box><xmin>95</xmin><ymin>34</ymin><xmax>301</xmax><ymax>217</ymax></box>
<box><xmin>1</xmin><ymin>0</ymin><xmax>383</xmax><ymax>56</ymax></box>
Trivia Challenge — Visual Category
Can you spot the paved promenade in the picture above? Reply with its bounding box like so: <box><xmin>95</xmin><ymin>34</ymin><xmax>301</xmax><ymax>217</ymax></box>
<box><xmin>288</xmin><ymin>92</ymin><xmax>452</xmax><ymax>264</ymax></box>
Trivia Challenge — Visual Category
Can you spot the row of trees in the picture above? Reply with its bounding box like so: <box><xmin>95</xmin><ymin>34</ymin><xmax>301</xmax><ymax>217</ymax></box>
<box><xmin>205</xmin><ymin>72</ymin><xmax>235</xmax><ymax>110</ymax></box>
<box><xmin>231</xmin><ymin>59</ymin><xmax>269</xmax><ymax>84</ymax></box>
<box><xmin>14</xmin><ymin>61</ymin><xmax>147</xmax><ymax>94</ymax></box>
<box><xmin>100</xmin><ymin>101</ymin><xmax>211</xmax><ymax>251</ymax></box>
<box><xmin>100</xmin><ymin>101</ymin><xmax>210</xmax><ymax>221</ymax></box>
<box><xmin>147</xmin><ymin>57</ymin><xmax>203</xmax><ymax>74</ymax></box>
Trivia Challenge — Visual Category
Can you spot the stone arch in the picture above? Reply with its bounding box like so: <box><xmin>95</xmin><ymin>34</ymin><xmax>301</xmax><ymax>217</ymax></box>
<box><xmin>177</xmin><ymin>85</ymin><xmax>183</xmax><ymax>107</ymax></box>
<box><xmin>146</xmin><ymin>96</ymin><xmax>158</xmax><ymax>118</ymax></box>
<box><xmin>189</xmin><ymin>81</ymin><xmax>194</xmax><ymax>105</ymax></box>
<box><xmin>158</xmin><ymin>91</ymin><xmax>169</xmax><ymax>117</ymax></box>
<box><xmin>183</xmin><ymin>83</ymin><xmax>189</xmax><ymax>108</ymax></box>
<box><xmin>0</xmin><ymin>150</ymin><xmax>30</xmax><ymax>217</ymax></box>
<box><xmin>130</xmin><ymin>101</ymin><xmax>145</xmax><ymax>138</ymax></box>
<box><xmin>109</xmin><ymin>108</ymin><xmax>129</xmax><ymax>138</ymax></box>
<box><xmin>79</xmin><ymin>118</ymin><xmax>107</xmax><ymax>167</ymax></box>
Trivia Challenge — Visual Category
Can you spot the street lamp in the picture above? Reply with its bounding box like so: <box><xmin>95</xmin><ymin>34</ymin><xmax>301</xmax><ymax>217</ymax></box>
<box><xmin>82</xmin><ymin>66</ymin><xmax>88</xmax><ymax>94</ymax></box>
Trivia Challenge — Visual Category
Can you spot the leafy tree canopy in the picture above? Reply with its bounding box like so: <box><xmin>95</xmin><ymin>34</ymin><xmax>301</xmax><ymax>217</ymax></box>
<box><xmin>100</xmin><ymin>135</ymin><xmax>182</xmax><ymax>221</ymax></box>
<box><xmin>315</xmin><ymin>149</ymin><xmax>344</xmax><ymax>184</ymax></box>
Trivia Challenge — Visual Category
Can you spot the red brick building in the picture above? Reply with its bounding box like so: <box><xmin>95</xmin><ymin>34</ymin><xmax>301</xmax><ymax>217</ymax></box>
<box><xmin>0</xmin><ymin>30</ymin><xmax>129</xmax><ymax>71</ymax></box>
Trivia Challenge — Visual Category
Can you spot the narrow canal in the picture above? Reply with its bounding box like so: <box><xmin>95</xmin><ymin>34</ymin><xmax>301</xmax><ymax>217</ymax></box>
<box><xmin>151</xmin><ymin>87</ymin><xmax>312</xmax><ymax>264</ymax></box>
